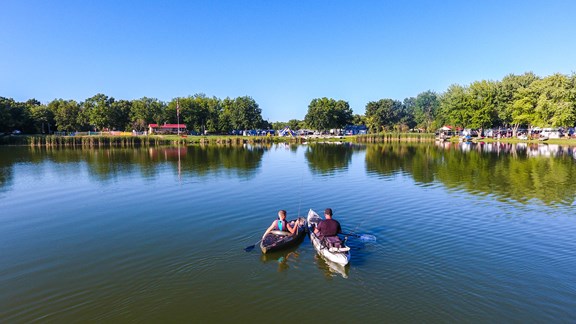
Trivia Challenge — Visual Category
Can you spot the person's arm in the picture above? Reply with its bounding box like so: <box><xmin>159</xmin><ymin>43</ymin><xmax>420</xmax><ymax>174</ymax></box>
<box><xmin>287</xmin><ymin>220</ymin><xmax>300</xmax><ymax>234</ymax></box>
<box><xmin>262</xmin><ymin>221</ymin><xmax>275</xmax><ymax>239</ymax></box>
<box><xmin>314</xmin><ymin>221</ymin><xmax>322</xmax><ymax>234</ymax></box>
<box><xmin>287</xmin><ymin>221</ymin><xmax>294</xmax><ymax>234</ymax></box>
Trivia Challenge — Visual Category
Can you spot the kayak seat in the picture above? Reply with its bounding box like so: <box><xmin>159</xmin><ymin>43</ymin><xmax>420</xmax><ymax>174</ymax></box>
<box><xmin>323</xmin><ymin>236</ymin><xmax>350</xmax><ymax>252</ymax></box>
<box><xmin>323</xmin><ymin>236</ymin><xmax>343</xmax><ymax>248</ymax></box>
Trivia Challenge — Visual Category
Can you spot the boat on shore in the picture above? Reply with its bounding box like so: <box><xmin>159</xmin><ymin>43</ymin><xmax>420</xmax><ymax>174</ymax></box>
<box><xmin>307</xmin><ymin>209</ymin><xmax>350</xmax><ymax>265</ymax></box>
<box><xmin>260</xmin><ymin>218</ymin><xmax>306</xmax><ymax>253</ymax></box>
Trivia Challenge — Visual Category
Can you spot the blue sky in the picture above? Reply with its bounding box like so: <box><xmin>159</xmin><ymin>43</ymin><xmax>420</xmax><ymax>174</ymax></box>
<box><xmin>1</xmin><ymin>1</ymin><xmax>575</xmax><ymax>121</ymax></box>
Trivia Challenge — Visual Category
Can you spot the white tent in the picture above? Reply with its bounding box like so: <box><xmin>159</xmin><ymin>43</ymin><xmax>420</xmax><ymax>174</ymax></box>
<box><xmin>278</xmin><ymin>127</ymin><xmax>296</xmax><ymax>137</ymax></box>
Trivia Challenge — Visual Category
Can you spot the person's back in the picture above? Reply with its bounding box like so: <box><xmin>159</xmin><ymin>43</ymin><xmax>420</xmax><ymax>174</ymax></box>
<box><xmin>316</xmin><ymin>218</ymin><xmax>341</xmax><ymax>238</ymax></box>
<box><xmin>315</xmin><ymin>208</ymin><xmax>342</xmax><ymax>239</ymax></box>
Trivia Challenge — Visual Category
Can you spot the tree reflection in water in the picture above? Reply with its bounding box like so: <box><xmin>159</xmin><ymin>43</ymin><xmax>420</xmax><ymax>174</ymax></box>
<box><xmin>366</xmin><ymin>142</ymin><xmax>576</xmax><ymax>206</ymax></box>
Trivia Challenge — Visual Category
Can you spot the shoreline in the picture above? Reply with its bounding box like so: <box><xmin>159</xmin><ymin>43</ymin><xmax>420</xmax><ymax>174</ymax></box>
<box><xmin>1</xmin><ymin>133</ymin><xmax>576</xmax><ymax>147</ymax></box>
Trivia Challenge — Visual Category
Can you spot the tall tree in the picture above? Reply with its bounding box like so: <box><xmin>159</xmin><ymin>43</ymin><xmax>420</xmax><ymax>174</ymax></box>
<box><xmin>364</xmin><ymin>99</ymin><xmax>402</xmax><ymax>133</ymax></box>
<box><xmin>352</xmin><ymin>114</ymin><xmax>365</xmax><ymax>125</ymax></box>
<box><xmin>168</xmin><ymin>94</ymin><xmax>215</xmax><ymax>133</ymax></box>
<box><xmin>50</xmin><ymin>99</ymin><xmax>81</xmax><ymax>132</ymax></box>
<box><xmin>468</xmin><ymin>80</ymin><xmax>499</xmax><ymax>131</ymax></box>
<box><xmin>30</xmin><ymin>103</ymin><xmax>55</xmax><ymax>134</ymax></box>
<box><xmin>498</xmin><ymin>72</ymin><xmax>539</xmax><ymax>136</ymax></box>
<box><xmin>0</xmin><ymin>97</ymin><xmax>16</xmax><ymax>132</ymax></box>
<box><xmin>534</xmin><ymin>73</ymin><xmax>576</xmax><ymax>127</ymax></box>
<box><xmin>232</xmin><ymin>96</ymin><xmax>263</xmax><ymax>130</ymax></box>
<box><xmin>130</xmin><ymin>97</ymin><xmax>165</xmax><ymax>131</ymax></box>
<box><xmin>111</xmin><ymin>100</ymin><xmax>132</xmax><ymax>130</ymax></box>
<box><xmin>83</xmin><ymin>93</ymin><xmax>115</xmax><ymax>131</ymax></box>
<box><xmin>305</xmin><ymin>97</ymin><xmax>353</xmax><ymax>131</ymax></box>
<box><xmin>413</xmin><ymin>91</ymin><xmax>440</xmax><ymax>131</ymax></box>
<box><xmin>217</xmin><ymin>96</ymin><xmax>263</xmax><ymax>131</ymax></box>
<box><xmin>439</xmin><ymin>84</ymin><xmax>471</xmax><ymax>130</ymax></box>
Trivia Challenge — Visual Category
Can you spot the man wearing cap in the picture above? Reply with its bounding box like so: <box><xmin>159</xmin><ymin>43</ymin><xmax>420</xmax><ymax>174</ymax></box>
<box><xmin>314</xmin><ymin>208</ymin><xmax>342</xmax><ymax>239</ymax></box>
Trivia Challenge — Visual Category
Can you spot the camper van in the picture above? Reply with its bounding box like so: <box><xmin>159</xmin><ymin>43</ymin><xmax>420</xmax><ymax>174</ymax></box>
<box><xmin>539</xmin><ymin>128</ymin><xmax>563</xmax><ymax>140</ymax></box>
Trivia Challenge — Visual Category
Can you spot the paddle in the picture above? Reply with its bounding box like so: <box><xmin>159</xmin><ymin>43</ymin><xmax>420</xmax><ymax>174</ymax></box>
<box><xmin>244</xmin><ymin>239</ymin><xmax>261</xmax><ymax>252</ymax></box>
<box><xmin>342</xmin><ymin>233</ymin><xmax>377</xmax><ymax>242</ymax></box>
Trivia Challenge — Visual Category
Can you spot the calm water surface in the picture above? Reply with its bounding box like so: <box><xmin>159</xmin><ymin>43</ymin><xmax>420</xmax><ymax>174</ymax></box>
<box><xmin>1</xmin><ymin>142</ymin><xmax>575</xmax><ymax>322</ymax></box>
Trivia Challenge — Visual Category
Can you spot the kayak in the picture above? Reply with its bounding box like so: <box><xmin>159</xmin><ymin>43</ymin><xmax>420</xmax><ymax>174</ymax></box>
<box><xmin>260</xmin><ymin>217</ymin><xmax>306</xmax><ymax>254</ymax></box>
<box><xmin>307</xmin><ymin>209</ymin><xmax>350</xmax><ymax>265</ymax></box>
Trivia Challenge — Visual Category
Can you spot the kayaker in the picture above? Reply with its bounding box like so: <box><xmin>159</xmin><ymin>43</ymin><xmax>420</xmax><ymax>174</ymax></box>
<box><xmin>314</xmin><ymin>208</ymin><xmax>342</xmax><ymax>239</ymax></box>
<box><xmin>262</xmin><ymin>210</ymin><xmax>300</xmax><ymax>239</ymax></box>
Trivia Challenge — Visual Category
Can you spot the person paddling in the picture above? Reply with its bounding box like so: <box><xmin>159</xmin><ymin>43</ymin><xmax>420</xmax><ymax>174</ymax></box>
<box><xmin>314</xmin><ymin>208</ymin><xmax>342</xmax><ymax>239</ymax></box>
<box><xmin>262</xmin><ymin>210</ymin><xmax>300</xmax><ymax>239</ymax></box>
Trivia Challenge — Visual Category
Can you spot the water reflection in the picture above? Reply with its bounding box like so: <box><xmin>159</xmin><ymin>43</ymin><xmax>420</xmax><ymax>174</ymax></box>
<box><xmin>0</xmin><ymin>147</ymin><xmax>21</xmax><ymax>193</ymax></box>
<box><xmin>367</xmin><ymin>142</ymin><xmax>576</xmax><ymax>206</ymax></box>
<box><xmin>305</xmin><ymin>143</ymin><xmax>363</xmax><ymax>175</ymax></box>
<box><xmin>2</xmin><ymin>142</ymin><xmax>576</xmax><ymax>206</ymax></box>
<box><xmin>0</xmin><ymin>145</ymin><xmax>268</xmax><ymax>186</ymax></box>
<box><xmin>260</xmin><ymin>247</ymin><xmax>302</xmax><ymax>272</ymax></box>
<box><xmin>314</xmin><ymin>254</ymin><xmax>349</xmax><ymax>279</ymax></box>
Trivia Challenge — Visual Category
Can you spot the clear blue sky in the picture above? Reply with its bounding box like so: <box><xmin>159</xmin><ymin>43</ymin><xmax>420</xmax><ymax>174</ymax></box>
<box><xmin>1</xmin><ymin>0</ymin><xmax>575</xmax><ymax>121</ymax></box>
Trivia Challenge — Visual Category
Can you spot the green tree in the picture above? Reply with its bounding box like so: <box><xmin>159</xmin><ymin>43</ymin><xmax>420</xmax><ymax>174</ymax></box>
<box><xmin>30</xmin><ymin>103</ymin><xmax>55</xmax><ymax>134</ymax></box>
<box><xmin>130</xmin><ymin>97</ymin><xmax>165</xmax><ymax>131</ymax></box>
<box><xmin>167</xmin><ymin>94</ymin><xmax>218</xmax><ymax>134</ymax></box>
<box><xmin>0</xmin><ymin>97</ymin><xmax>16</xmax><ymax>132</ymax></box>
<box><xmin>413</xmin><ymin>91</ymin><xmax>440</xmax><ymax>131</ymax></box>
<box><xmin>232</xmin><ymin>96</ymin><xmax>263</xmax><ymax>130</ymax></box>
<box><xmin>498</xmin><ymin>72</ymin><xmax>539</xmax><ymax>136</ymax></box>
<box><xmin>287</xmin><ymin>119</ymin><xmax>301</xmax><ymax>130</ymax></box>
<box><xmin>364</xmin><ymin>99</ymin><xmax>402</xmax><ymax>133</ymax></box>
<box><xmin>534</xmin><ymin>73</ymin><xmax>576</xmax><ymax>127</ymax></box>
<box><xmin>1</xmin><ymin>99</ymin><xmax>33</xmax><ymax>133</ymax></box>
<box><xmin>83</xmin><ymin>93</ymin><xmax>115</xmax><ymax>131</ymax></box>
<box><xmin>468</xmin><ymin>80</ymin><xmax>499</xmax><ymax>131</ymax></box>
<box><xmin>219</xmin><ymin>96</ymin><xmax>263</xmax><ymax>131</ymax></box>
<box><xmin>219</xmin><ymin>97</ymin><xmax>234</xmax><ymax>133</ymax></box>
<box><xmin>111</xmin><ymin>100</ymin><xmax>132</xmax><ymax>130</ymax></box>
<box><xmin>439</xmin><ymin>84</ymin><xmax>471</xmax><ymax>130</ymax></box>
<box><xmin>204</xmin><ymin>96</ymin><xmax>222</xmax><ymax>134</ymax></box>
<box><xmin>271</xmin><ymin>121</ymin><xmax>287</xmax><ymax>130</ymax></box>
<box><xmin>398</xmin><ymin>98</ymin><xmax>416</xmax><ymax>131</ymax></box>
<box><xmin>50</xmin><ymin>99</ymin><xmax>81</xmax><ymax>132</ymax></box>
<box><xmin>304</xmin><ymin>97</ymin><xmax>353</xmax><ymax>131</ymax></box>
<box><xmin>352</xmin><ymin>114</ymin><xmax>365</xmax><ymax>125</ymax></box>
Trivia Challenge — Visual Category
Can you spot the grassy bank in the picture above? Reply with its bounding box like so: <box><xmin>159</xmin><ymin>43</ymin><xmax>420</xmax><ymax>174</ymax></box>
<box><xmin>3</xmin><ymin>133</ymin><xmax>576</xmax><ymax>147</ymax></box>
<box><xmin>355</xmin><ymin>133</ymin><xmax>436</xmax><ymax>143</ymax></box>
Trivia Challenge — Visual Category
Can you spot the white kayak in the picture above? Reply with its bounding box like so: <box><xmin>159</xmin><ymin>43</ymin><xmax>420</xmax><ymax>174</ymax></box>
<box><xmin>307</xmin><ymin>209</ymin><xmax>350</xmax><ymax>266</ymax></box>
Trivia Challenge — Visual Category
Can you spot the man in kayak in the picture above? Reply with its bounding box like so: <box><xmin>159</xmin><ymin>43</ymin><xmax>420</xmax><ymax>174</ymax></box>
<box><xmin>262</xmin><ymin>210</ymin><xmax>301</xmax><ymax>239</ymax></box>
<box><xmin>314</xmin><ymin>208</ymin><xmax>342</xmax><ymax>239</ymax></box>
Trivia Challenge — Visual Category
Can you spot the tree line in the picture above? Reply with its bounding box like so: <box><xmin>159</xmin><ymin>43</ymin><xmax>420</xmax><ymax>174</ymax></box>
<box><xmin>2</xmin><ymin>72</ymin><xmax>575</xmax><ymax>135</ymax></box>
<box><xmin>0</xmin><ymin>94</ymin><xmax>267</xmax><ymax>134</ymax></box>
<box><xmin>279</xmin><ymin>72</ymin><xmax>576</xmax><ymax>136</ymax></box>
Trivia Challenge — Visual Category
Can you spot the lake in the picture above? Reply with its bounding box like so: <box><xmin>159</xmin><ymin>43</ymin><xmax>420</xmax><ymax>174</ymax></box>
<box><xmin>1</xmin><ymin>142</ymin><xmax>575</xmax><ymax>322</ymax></box>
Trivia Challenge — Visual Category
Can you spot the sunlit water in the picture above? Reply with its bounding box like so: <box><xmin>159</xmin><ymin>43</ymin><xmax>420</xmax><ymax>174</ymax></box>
<box><xmin>1</xmin><ymin>142</ymin><xmax>575</xmax><ymax>322</ymax></box>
